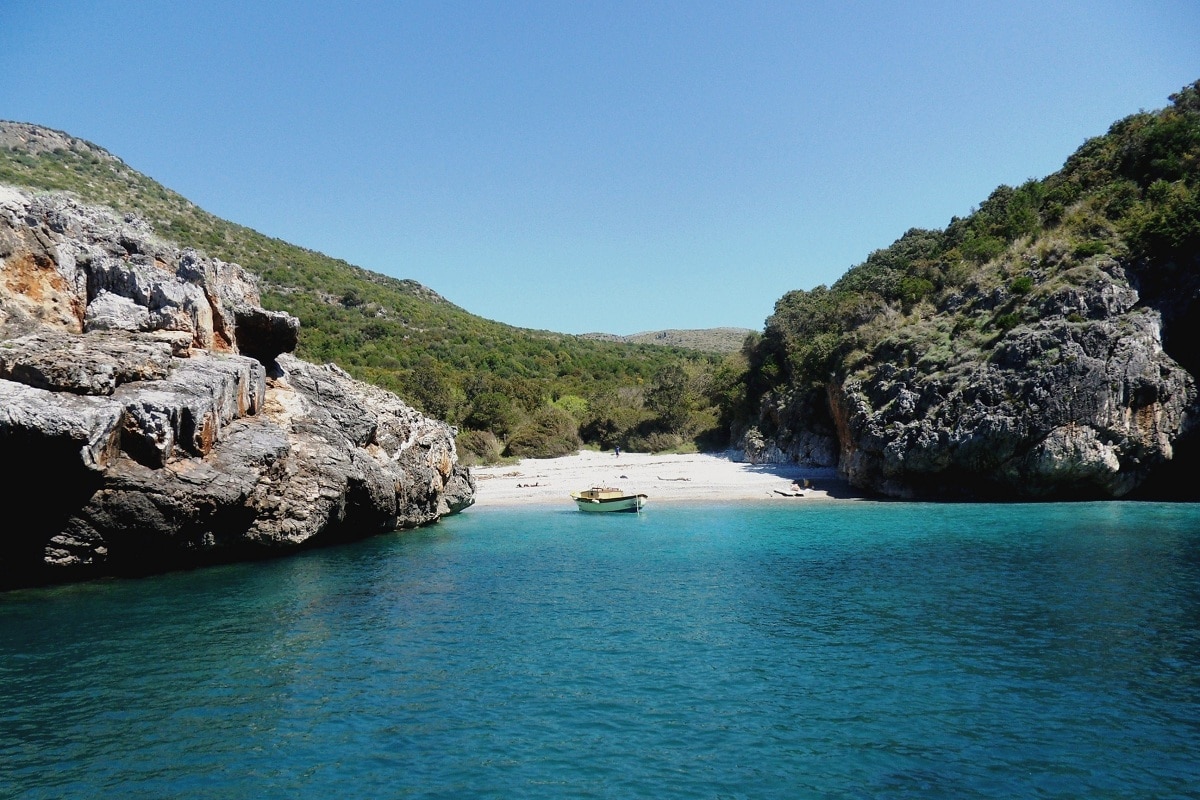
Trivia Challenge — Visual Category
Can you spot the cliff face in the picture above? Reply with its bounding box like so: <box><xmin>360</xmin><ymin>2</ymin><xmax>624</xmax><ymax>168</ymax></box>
<box><xmin>831</xmin><ymin>294</ymin><xmax>1194</xmax><ymax>499</ymax></box>
<box><xmin>0</xmin><ymin>186</ymin><xmax>474</xmax><ymax>589</ymax></box>
<box><xmin>738</xmin><ymin>255</ymin><xmax>1198</xmax><ymax>500</ymax></box>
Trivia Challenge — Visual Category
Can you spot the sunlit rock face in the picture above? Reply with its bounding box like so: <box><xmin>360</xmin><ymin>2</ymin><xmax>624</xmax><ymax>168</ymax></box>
<box><xmin>0</xmin><ymin>186</ymin><xmax>474</xmax><ymax>589</ymax></box>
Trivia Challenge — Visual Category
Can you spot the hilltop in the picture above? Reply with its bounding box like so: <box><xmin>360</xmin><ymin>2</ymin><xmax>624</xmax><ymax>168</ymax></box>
<box><xmin>579</xmin><ymin>327</ymin><xmax>753</xmax><ymax>353</ymax></box>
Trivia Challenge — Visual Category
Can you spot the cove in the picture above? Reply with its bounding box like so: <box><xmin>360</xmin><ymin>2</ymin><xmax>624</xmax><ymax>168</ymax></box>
<box><xmin>2</xmin><ymin>501</ymin><xmax>1199</xmax><ymax>798</ymax></box>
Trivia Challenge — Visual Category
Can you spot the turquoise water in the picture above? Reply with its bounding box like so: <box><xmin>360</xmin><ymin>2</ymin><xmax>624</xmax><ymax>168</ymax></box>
<box><xmin>2</xmin><ymin>501</ymin><xmax>1199</xmax><ymax>798</ymax></box>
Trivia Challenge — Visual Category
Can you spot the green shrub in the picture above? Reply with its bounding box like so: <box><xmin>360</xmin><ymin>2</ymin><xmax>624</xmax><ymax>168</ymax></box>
<box><xmin>1127</xmin><ymin>180</ymin><xmax>1200</xmax><ymax>261</ymax></box>
<box><xmin>993</xmin><ymin>313</ymin><xmax>1021</xmax><ymax>332</ymax></box>
<box><xmin>897</xmin><ymin>276</ymin><xmax>936</xmax><ymax>309</ymax></box>
<box><xmin>1072</xmin><ymin>240</ymin><xmax>1108</xmax><ymax>259</ymax></box>
<box><xmin>1009</xmin><ymin>275</ymin><xmax>1034</xmax><ymax>295</ymax></box>
<box><xmin>1043</xmin><ymin>201</ymin><xmax>1065</xmax><ymax>226</ymax></box>
<box><xmin>456</xmin><ymin>430</ymin><xmax>504</xmax><ymax>466</ymax></box>
<box><xmin>951</xmin><ymin>316</ymin><xmax>977</xmax><ymax>337</ymax></box>
<box><xmin>551</xmin><ymin>394</ymin><xmax>588</xmax><ymax>421</ymax></box>
<box><xmin>464</xmin><ymin>392</ymin><xmax>520</xmax><ymax>438</ymax></box>
<box><xmin>625</xmin><ymin>431</ymin><xmax>686</xmax><ymax>453</ymax></box>
<box><xmin>961</xmin><ymin>235</ymin><xmax>1006</xmax><ymax>263</ymax></box>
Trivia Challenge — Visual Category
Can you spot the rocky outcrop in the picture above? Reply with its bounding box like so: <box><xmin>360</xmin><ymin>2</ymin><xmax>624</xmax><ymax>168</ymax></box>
<box><xmin>831</xmin><ymin>313</ymin><xmax>1193</xmax><ymax>499</ymax></box>
<box><xmin>0</xmin><ymin>186</ymin><xmax>474</xmax><ymax>589</ymax></box>
<box><xmin>736</xmin><ymin>258</ymin><xmax>1198</xmax><ymax>500</ymax></box>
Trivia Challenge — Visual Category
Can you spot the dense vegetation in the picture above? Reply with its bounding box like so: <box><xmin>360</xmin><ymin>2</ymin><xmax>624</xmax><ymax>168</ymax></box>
<box><xmin>0</xmin><ymin>124</ymin><xmax>744</xmax><ymax>462</ymax></box>
<box><xmin>733</xmin><ymin>81</ymin><xmax>1200</xmax><ymax>443</ymax></box>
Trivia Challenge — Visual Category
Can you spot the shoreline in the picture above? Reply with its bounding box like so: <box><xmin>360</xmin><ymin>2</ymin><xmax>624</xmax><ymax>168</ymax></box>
<box><xmin>465</xmin><ymin>450</ymin><xmax>861</xmax><ymax>509</ymax></box>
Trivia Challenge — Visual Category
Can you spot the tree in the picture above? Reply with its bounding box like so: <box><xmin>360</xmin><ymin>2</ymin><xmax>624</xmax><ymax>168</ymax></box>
<box><xmin>404</xmin><ymin>355</ymin><xmax>457</xmax><ymax>422</ymax></box>
<box><xmin>464</xmin><ymin>392</ymin><xmax>520</xmax><ymax>438</ymax></box>
<box><xmin>580</xmin><ymin>387</ymin><xmax>645</xmax><ymax>448</ymax></box>
<box><xmin>646</xmin><ymin>364</ymin><xmax>697</xmax><ymax>434</ymax></box>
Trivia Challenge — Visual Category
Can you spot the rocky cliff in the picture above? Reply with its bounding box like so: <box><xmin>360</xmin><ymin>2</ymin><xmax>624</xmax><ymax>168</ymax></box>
<box><xmin>0</xmin><ymin>186</ymin><xmax>474</xmax><ymax>589</ymax></box>
<box><xmin>739</xmin><ymin>259</ymin><xmax>1198</xmax><ymax>500</ymax></box>
<box><xmin>734</xmin><ymin>247</ymin><xmax>1195</xmax><ymax>501</ymax></box>
<box><xmin>735</xmin><ymin>83</ymin><xmax>1200</xmax><ymax>500</ymax></box>
<box><xmin>833</xmin><ymin>277</ymin><xmax>1193</xmax><ymax>500</ymax></box>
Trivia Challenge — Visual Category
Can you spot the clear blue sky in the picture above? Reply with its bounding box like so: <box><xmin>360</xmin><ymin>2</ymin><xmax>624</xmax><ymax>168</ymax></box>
<box><xmin>2</xmin><ymin>2</ymin><xmax>1197</xmax><ymax>335</ymax></box>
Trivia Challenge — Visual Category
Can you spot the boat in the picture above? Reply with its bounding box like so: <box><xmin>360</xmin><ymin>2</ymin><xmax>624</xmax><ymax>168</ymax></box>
<box><xmin>570</xmin><ymin>487</ymin><xmax>648</xmax><ymax>513</ymax></box>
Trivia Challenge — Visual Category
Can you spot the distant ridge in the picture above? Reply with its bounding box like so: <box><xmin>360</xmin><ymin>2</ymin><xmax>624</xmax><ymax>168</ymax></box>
<box><xmin>579</xmin><ymin>328</ymin><xmax>754</xmax><ymax>353</ymax></box>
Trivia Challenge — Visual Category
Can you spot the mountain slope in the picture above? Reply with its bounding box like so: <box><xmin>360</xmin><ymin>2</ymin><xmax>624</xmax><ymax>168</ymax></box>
<box><xmin>736</xmin><ymin>80</ymin><xmax>1200</xmax><ymax>500</ymax></box>
<box><xmin>0</xmin><ymin>121</ymin><xmax>721</xmax><ymax>430</ymax></box>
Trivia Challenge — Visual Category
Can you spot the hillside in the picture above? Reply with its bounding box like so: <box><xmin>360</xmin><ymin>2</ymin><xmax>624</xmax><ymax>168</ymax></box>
<box><xmin>580</xmin><ymin>327</ymin><xmax>753</xmax><ymax>353</ymax></box>
<box><xmin>733</xmin><ymin>80</ymin><xmax>1200</xmax><ymax>499</ymax></box>
<box><xmin>0</xmin><ymin>121</ymin><xmax>729</xmax><ymax>458</ymax></box>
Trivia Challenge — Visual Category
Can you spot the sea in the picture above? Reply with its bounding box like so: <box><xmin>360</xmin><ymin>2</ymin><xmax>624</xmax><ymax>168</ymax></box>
<box><xmin>2</xmin><ymin>500</ymin><xmax>1199</xmax><ymax>799</ymax></box>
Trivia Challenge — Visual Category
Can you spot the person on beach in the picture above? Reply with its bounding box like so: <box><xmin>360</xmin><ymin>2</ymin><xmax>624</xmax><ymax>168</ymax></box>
<box><xmin>614</xmin><ymin>445</ymin><xmax>620</xmax><ymax>457</ymax></box>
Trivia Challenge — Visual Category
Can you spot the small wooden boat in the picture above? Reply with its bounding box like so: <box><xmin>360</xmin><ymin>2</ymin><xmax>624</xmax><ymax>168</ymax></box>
<box><xmin>570</xmin><ymin>487</ymin><xmax>648</xmax><ymax>513</ymax></box>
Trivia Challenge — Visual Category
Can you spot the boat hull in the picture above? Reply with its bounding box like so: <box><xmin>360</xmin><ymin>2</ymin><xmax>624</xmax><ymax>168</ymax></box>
<box><xmin>571</xmin><ymin>493</ymin><xmax>647</xmax><ymax>513</ymax></box>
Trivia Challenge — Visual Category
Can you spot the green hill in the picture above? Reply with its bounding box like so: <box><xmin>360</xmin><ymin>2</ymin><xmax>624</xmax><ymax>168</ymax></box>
<box><xmin>0</xmin><ymin>121</ymin><xmax>731</xmax><ymax>461</ymax></box>
<box><xmin>746</xmin><ymin>80</ymin><xmax>1200</xmax><ymax>398</ymax></box>
<box><xmin>580</xmin><ymin>327</ymin><xmax>754</xmax><ymax>353</ymax></box>
<box><xmin>733</xmin><ymin>80</ymin><xmax>1200</xmax><ymax>497</ymax></box>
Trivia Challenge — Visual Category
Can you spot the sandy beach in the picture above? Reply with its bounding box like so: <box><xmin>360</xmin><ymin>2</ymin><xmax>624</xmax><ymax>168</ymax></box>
<box><xmin>467</xmin><ymin>449</ymin><xmax>857</xmax><ymax>508</ymax></box>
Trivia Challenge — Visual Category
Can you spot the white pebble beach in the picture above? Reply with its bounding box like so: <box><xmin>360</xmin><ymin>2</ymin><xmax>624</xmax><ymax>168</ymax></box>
<box><xmin>467</xmin><ymin>449</ymin><xmax>856</xmax><ymax>508</ymax></box>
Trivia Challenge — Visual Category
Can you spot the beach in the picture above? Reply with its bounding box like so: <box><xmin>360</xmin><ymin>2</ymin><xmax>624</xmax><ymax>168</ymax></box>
<box><xmin>467</xmin><ymin>449</ymin><xmax>854</xmax><ymax>507</ymax></box>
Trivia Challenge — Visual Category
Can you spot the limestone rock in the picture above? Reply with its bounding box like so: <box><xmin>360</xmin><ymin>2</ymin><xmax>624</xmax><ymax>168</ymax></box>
<box><xmin>735</xmin><ymin>270</ymin><xmax>1197</xmax><ymax>500</ymax></box>
<box><xmin>0</xmin><ymin>186</ymin><xmax>474</xmax><ymax>589</ymax></box>
<box><xmin>827</xmin><ymin>308</ymin><xmax>1194</xmax><ymax>499</ymax></box>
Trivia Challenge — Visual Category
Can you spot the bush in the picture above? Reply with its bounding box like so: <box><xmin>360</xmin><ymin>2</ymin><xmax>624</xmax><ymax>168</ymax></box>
<box><xmin>1072</xmin><ymin>240</ymin><xmax>1108</xmax><ymax>259</ymax></box>
<box><xmin>1043</xmin><ymin>201</ymin><xmax>1065</xmax><ymax>226</ymax></box>
<box><xmin>897</xmin><ymin>276</ymin><xmax>936</xmax><ymax>309</ymax></box>
<box><xmin>464</xmin><ymin>392</ymin><xmax>520</xmax><ymax>438</ymax></box>
<box><xmin>1128</xmin><ymin>180</ymin><xmax>1200</xmax><ymax>261</ymax></box>
<box><xmin>961</xmin><ymin>235</ymin><xmax>1006</xmax><ymax>263</ymax></box>
<box><xmin>625</xmin><ymin>431</ymin><xmax>687</xmax><ymax>453</ymax></box>
<box><xmin>1009</xmin><ymin>275</ymin><xmax>1034</xmax><ymax>295</ymax></box>
<box><xmin>552</xmin><ymin>394</ymin><xmax>588</xmax><ymax>421</ymax></box>
<box><xmin>993</xmin><ymin>312</ymin><xmax>1021</xmax><ymax>332</ymax></box>
<box><xmin>456</xmin><ymin>430</ymin><xmax>504</xmax><ymax>466</ymax></box>
<box><xmin>951</xmin><ymin>316</ymin><xmax>977</xmax><ymax>336</ymax></box>
<box><xmin>504</xmin><ymin>406</ymin><xmax>582</xmax><ymax>459</ymax></box>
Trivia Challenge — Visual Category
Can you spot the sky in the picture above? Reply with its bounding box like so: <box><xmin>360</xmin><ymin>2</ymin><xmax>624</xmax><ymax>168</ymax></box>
<box><xmin>1</xmin><ymin>2</ymin><xmax>1198</xmax><ymax>336</ymax></box>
